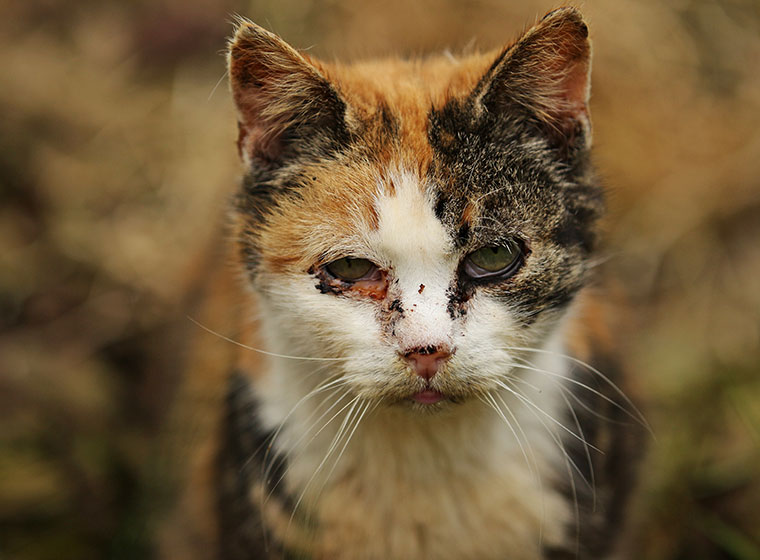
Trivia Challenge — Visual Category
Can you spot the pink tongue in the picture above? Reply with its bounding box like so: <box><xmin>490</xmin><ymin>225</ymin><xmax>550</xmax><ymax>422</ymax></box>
<box><xmin>413</xmin><ymin>389</ymin><xmax>445</xmax><ymax>404</ymax></box>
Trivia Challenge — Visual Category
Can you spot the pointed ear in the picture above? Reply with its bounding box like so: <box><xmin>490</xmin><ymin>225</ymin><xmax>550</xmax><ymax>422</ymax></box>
<box><xmin>227</xmin><ymin>20</ymin><xmax>348</xmax><ymax>165</ymax></box>
<box><xmin>476</xmin><ymin>8</ymin><xmax>592</xmax><ymax>150</ymax></box>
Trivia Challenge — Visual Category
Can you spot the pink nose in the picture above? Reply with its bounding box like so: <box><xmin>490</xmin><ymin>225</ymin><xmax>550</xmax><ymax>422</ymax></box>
<box><xmin>403</xmin><ymin>346</ymin><xmax>453</xmax><ymax>380</ymax></box>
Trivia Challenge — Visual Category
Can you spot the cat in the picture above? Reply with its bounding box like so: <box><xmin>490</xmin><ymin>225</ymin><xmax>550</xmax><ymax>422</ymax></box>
<box><xmin>162</xmin><ymin>7</ymin><xmax>643</xmax><ymax>560</ymax></box>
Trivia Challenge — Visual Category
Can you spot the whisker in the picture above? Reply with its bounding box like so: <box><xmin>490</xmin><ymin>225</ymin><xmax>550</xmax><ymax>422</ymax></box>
<box><xmin>500</xmin><ymin>380</ymin><xmax>592</xmax><ymax>486</ymax></box>
<box><xmin>502</xmin><ymin>365</ymin><xmax>598</xmax><ymax>509</ymax></box>
<box><xmin>316</xmin><ymin>399</ymin><xmax>373</xmax><ymax>502</ymax></box>
<box><xmin>288</xmin><ymin>396</ymin><xmax>362</xmax><ymax>526</ymax></box>
<box><xmin>207</xmin><ymin>68</ymin><xmax>229</xmax><ymax>101</ymax></box>
<box><xmin>558</xmin><ymin>387</ymin><xmax>596</xmax><ymax>509</ymax></box>
<box><xmin>188</xmin><ymin>316</ymin><xmax>351</xmax><ymax>362</ymax></box>
<box><xmin>479</xmin><ymin>392</ymin><xmax>536</xmax><ymax>481</ymax></box>
<box><xmin>257</xmin><ymin>373</ymin><xmax>358</xmax><ymax>477</ymax></box>
<box><xmin>261</xmin><ymin>383</ymin><xmax>349</xmax><ymax>494</ymax></box>
<box><xmin>501</xmin><ymin>346</ymin><xmax>651</xmax><ymax>433</ymax></box>
<box><xmin>264</xmin><ymin>387</ymin><xmax>359</xmax><ymax>503</ymax></box>
<box><xmin>494</xmin><ymin>380</ymin><xmax>602</xmax><ymax>454</ymax></box>
<box><xmin>507</xmin><ymin>359</ymin><xmax>641</xmax><ymax>429</ymax></box>
<box><xmin>295</xmin><ymin>396</ymin><xmax>369</xmax><ymax>529</ymax></box>
<box><xmin>562</xmin><ymin>385</ymin><xmax>630</xmax><ymax>424</ymax></box>
<box><xmin>501</xmin><ymin>370</ymin><xmax>543</xmax><ymax>393</ymax></box>
<box><xmin>490</xmin><ymin>391</ymin><xmax>548</xmax><ymax>546</ymax></box>
<box><xmin>300</xmin><ymin>361</ymin><xmax>338</xmax><ymax>383</ymax></box>
<box><xmin>499</xmin><ymin>381</ymin><xmax>583</xmax><ymax>543</ymax></box>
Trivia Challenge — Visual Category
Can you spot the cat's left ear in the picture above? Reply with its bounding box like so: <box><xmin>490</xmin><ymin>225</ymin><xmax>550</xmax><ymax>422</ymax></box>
<box><xmin>475</xmin><ymin>7</ymin><xmax>592</xmax><ymax>151</ymax></box>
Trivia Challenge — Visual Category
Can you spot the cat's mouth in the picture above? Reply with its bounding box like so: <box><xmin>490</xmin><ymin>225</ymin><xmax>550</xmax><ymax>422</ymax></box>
<box><xmin>412</xmin><ymin>388</ymin><xmax>446</xmax><ymax>404</ymax></box>
<box><xmin>383</xmin><ymin>375</ymin><xmax>468</xmax><ymax>408</ymax></box>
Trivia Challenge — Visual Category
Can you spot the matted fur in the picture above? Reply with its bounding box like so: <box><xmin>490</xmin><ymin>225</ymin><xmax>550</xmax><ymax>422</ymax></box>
<box><xmin>163</xmin><ymin>8</ymin><xmax>642</xmax><ymax>560</ymax></box>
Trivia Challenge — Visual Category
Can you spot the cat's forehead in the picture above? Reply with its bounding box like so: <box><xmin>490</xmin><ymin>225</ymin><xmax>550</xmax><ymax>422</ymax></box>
<box><xmin>316</xmin><ymin>53</ymin><xmax>497</xmax><ymax>167</ymax></box>
<box><xmin>321</xmin><ymin>53</ymin><xmax>496</xmax><ymax>117</ymax></box>
<box><xmin>252</xmin><ymin>54</ymin><xmax>504</xmax><ymax>273</ymax></box>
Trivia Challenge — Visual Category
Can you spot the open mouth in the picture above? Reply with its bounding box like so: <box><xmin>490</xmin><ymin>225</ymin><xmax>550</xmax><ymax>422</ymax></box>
<box><xmin>411</xmin><ymin>388</ymin><xmax>446</xmax><ymax>404</ymax></box>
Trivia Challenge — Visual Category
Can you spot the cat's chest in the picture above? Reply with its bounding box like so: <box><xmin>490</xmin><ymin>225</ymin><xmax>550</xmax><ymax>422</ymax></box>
<box><xmin>274</xmin><ymin>400</ymin><xmax>572</xmax><ymax>560</ymax></box>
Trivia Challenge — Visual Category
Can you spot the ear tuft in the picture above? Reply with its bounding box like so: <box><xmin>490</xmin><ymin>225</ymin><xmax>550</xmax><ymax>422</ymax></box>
<box><xmin>477</xmin><ymin>7</ymin><xmax>592</xmax><ymax>150</ymax></box>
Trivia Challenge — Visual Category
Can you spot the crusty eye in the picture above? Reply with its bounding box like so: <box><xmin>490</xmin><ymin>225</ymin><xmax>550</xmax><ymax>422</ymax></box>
<box><xmin>463</xmin><ymin>240</ymin><xmax>523</xmax><ymax>280</ymax></box>
<box><xmin>325</xmin><ymin>257</ymin><xmax>377</xmax><ymax>282</ymax></box>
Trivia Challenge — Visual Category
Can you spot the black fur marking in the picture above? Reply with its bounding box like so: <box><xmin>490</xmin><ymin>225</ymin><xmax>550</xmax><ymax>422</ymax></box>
<box><xmin>428</xmin><ymin>61</ymin><xmax>635</xmax><ymax>557</ymax></box>
<box><xmin>314</xmin><ymin>274</ymin><xmax>343</xmax><ymax>296</ymax></box>
<box><xmin>378</xmin><ymin>102</ymin><xmax>400</xmax><ymax>137</ymax></box>
<box><xmin>434</xmin><ymin>193</ymin><xmax>448</xmax><ymax>221</ymax></box>
<box><xmin>456</xmin><ymin>223</ymin><xmax>470</xmax><ymax>247</ymax></box>
<box><xmin>552</xmin><ymin>201</ymin><xmax>603</xmax><ymax>253</ymax></box>
<box><xmin>389</xmin><ymin>298</ymin><xmax>404</xmax><ymax>315</ymax></box>
<box><xmin>446</xmin><ymin>280</ymin><xmax>473</xmax><ymax>320</ymax></box>
<box><xmin>404</xmin><ymin>345</ymin><xmax>438</xmax><ymax>357</ymax></box>
<box><xmin>509</xmin><ymin>280</ymin><xmax>576</xmax><ymax>318</ymax></box>
<box><xmin>427</xmin><ymin>86</ymin><xmax>603</xmax><ymax>324</ymax></box>
<box><xmin>217</xmin><ymin>372</ymin><xmax>296</xmax><ymax>559</ymax></box>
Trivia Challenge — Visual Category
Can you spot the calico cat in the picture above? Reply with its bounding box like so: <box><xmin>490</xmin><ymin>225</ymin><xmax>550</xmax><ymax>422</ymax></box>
<box><xmin>163</xmin><ymin>7</ymin><xmax>642</xmax><ymax>560</ymax></box>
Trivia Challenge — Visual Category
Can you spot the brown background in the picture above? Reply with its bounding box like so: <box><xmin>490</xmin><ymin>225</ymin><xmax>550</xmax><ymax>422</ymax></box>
<box><xmin>1</xmin><ymin>0</ymin><xmax>759</xmax><ymax>558</ymax></box>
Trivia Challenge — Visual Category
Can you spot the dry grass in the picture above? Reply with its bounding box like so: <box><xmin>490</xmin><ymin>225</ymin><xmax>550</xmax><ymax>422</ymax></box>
<box><xmin>1</xmin><ymin>1</ymin><xmax>759</xmax><ymax>558</ymax></box>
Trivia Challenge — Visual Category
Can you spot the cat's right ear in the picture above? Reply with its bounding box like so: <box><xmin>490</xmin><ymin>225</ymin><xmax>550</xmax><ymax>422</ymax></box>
<box><xmin>473</xmin><ymin>7</ymin><xmax>592</xmax><ymax>153</ymax></box>
<box><xmin>227</xmin><ymin>20</ymin><xmax>349</xmax><ymax>165</ymax></box>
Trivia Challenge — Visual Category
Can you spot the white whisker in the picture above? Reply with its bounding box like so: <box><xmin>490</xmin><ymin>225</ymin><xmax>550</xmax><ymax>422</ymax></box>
<box><xmin>494</xmin><ymin>380</ymin><xmax>601</xmax><ymax>454</ymax></box>
<box><xmin>258</xmin><ymin>373</ymin><xmax>358</xmax><ymax>475</ymax></box>
<box><xmin>558</xmin><ymin>388</ymin><xmax>596</xmax><ymax>508</ymax></box>
<box><xmin>316</xmin><ymin>399</ymin><xmax>374</xmax><ymax>501</ymax></box>
<box><xmin>499</xmin><ymin>380</ymin><xmax>584</xmax><ymax>543</ymax></box>
<box><xmin>508</xmin><ymin>359</ymin><xmax>639</xmax><ymax>428</ymax></box>
<box><xmin>501</xmin><ymin>345</ymin><xmax>651</xmax><ymax>432</ymax></box>
<box><xmin>562</xmin><ymin>385</ymin><xmax>627</xmax><ymax>424</ymax></box>
<box><xmin>490</xmin><ymin>390</ymin><xmax>548</xmax><ymax>546</ymax></box>
<box><xmin>479</xmin><ymin>392</ymin><xmax>536</xmax><ymax>480</ymax></box>
<box><xmin>188</xmin><ymin>316</ymin><xmax>351</xmax><ymax>362</ymax></box>
<box><xmin>264</xmin><ymin>387</ymin><xmax>360</xmax><ymax>503</ymax></box>
<box><xmin>289</xmin><ymin>396</ymin><xmax>362</xmax><ymax>526</ymax></box>
<box><xmin>262</xmin><ymin>384</ymin><xmax>350</xmax><ymax>497</ymax></box>
<box><xmin>207</xmin><ymin>68</ymin><xmax>229</xmax><ymax>101</ymax></box>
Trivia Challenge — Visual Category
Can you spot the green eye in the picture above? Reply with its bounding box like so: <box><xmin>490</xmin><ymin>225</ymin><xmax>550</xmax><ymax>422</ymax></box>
<box><xmin>325</xmin><ymin>257</ymin><xmax>376</xmax><ymax>281</ymax></box>
<box><xmin>464</xmin><ymin>241</ymin><xmax>522</xmax><ymax>279</ymax></box>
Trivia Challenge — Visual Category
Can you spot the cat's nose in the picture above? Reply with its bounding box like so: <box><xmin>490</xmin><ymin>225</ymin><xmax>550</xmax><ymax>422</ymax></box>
<box><xmin>402</xmin><ymin>345</ymin><xmax>453</xmax><ymax>380</ymax></box>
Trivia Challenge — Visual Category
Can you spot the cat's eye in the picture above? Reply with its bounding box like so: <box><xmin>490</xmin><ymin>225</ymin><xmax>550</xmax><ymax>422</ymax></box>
<box><xmin>463</xmin><ymin>240</ymin><xmax>523</xmax><ymax>280</ymax></box>
<box><xmin>325</xmin><ymin>257</ymin><xmax>377</xmax><ymax>282</ymax></box>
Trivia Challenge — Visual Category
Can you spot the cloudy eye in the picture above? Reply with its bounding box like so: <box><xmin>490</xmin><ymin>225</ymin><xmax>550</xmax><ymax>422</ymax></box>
<box><xmin>325</xmin><ymin>257</ymin><xmax>377</xmax><ymax>282</ymax></box>
<box><xmin>463</xmin><ymin>240</ymin><xmax>523</xmax><ymax>280</ymax></box>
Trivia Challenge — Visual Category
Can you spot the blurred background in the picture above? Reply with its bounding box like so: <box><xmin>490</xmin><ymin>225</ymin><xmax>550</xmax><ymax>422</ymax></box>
<box><xmin>1</xmin><ymin>0</ymin><xmax>759</xmax><ymax>558</ymax></box>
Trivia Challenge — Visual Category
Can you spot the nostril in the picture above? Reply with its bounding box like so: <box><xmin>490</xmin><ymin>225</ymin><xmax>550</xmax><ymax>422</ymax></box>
<box><xmin>403</xmin><ymin>346</ymin><xmax>453</xmax><ymax>380</ymax></box>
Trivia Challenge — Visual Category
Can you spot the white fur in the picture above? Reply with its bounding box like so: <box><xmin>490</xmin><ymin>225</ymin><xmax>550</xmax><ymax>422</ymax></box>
<box><xmin>252</xmin><ymin>169</ymin><xmax>576</xmax><ymax>558</ymax></box>
<box><xmin>371</xmin><ymin>169</ymin><xmax>458</xmax><ymax>351</ymax></box>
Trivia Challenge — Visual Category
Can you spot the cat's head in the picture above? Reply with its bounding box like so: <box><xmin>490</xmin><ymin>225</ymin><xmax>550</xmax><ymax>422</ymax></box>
<box><xmin>227</xmin><ymin>8</ymin><xmax>604</xmax><ymax>408</ymax></box>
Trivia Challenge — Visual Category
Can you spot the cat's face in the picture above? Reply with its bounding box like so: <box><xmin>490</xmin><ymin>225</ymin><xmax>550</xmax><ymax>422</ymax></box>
<box><xmin>228</xmin><ymin>9</ymin><xmax>603</xmax><ymax>409</ymax></box>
